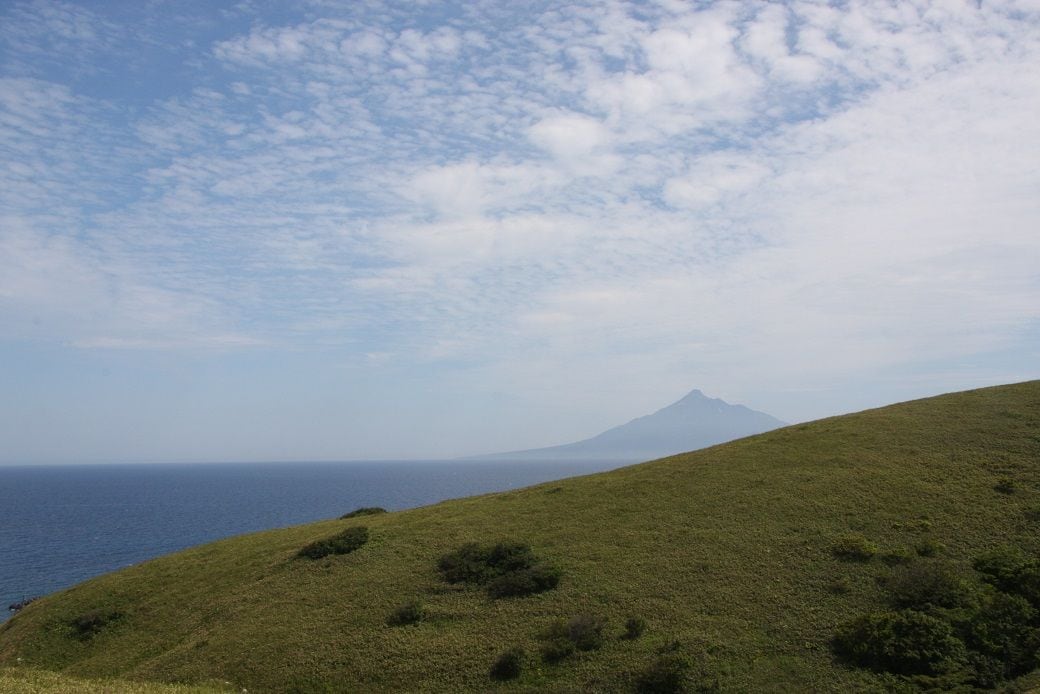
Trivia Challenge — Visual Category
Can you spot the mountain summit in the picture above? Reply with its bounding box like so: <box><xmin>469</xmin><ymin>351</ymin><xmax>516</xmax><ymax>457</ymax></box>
<box><xmin>477</xmin><ymin>389</ymin><xmax>786</xmax><ymax>461</ymax></box>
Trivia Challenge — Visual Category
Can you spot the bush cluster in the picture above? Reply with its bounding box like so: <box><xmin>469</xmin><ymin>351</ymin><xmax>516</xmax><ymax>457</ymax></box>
<box><xmin>633</xmin><ymin>647</ymin><xmax>719</xmax><ymax>694</ymax></box>
<box><xmin>69</xmin><ymin>609</ymin><xmax>123</xmax><ymax>640</ymax></box>
<box><xmin>339</xmin><ymin>507</ymin><xmax>387</xmax><ymax>519</ymax></box>
<box><xmin>834</xmin><ymin>609</ymin><xmax>965</xmax><ymax>676</ymax></box>
<box><xmin>540</xmin><ymin>636</ymin><xmax>574</xmax><ymax>664</ymax></box>
<box><xmin>438</xmin><ymin>542</ymin><xmax>533</xmax><ymax>584</ymax></box>
<box><xmin>540</xmin><ymin>614</ymin><xmax>607</xmax><ymax>663</ymax></box>
<box><xmin>489</xmin><ymin>646</ymin><xmax>524</xmax><ymax>681</ymax></box>
<box><xmin>386</xmin><ymin>599</ymin><xmax>424</xmax><ymax>627</ymax></box>
<box><xmin>297</xmin><ymin>526</ymin><xmax>369</xmax><ymax>560</ymax></box>
<box><xmin>965</xmin><ymin>592</ymin><xmax>1039</xmax><ymax>686</ymax></box>
<box><xmin>438</xmin><ymin>541</ymin><xmax>560</xmax><ymax>598</ymax></box>
<box><xmin>884</xmin><ymin>561</ymin><xmax>978</xmax><ymax>611</ymax></box>
<box><xmin>973</xmin><ymin>546</ymin><xmax>1040</xmax><ymax>603</ymax></box>
<box><xmin>487</xmin><ymin>565</ymin><xmax>562</xmax><ymax>598</ymax></box>
<box><xmin>833</xmin><ymin>546</ymin><xmax>1040</xmax><ymax>687</ymax></box>
<box><xmin>634</xmin><ymin>653</ymin><xmax>689</xmax><ymax>694</ymax></box>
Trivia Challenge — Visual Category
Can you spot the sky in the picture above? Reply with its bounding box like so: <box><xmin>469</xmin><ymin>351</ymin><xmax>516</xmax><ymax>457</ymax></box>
<box><xmin>1</xmin><ymin>0</ymin><xmax>1038</xmax><ymax>463</ymax></box>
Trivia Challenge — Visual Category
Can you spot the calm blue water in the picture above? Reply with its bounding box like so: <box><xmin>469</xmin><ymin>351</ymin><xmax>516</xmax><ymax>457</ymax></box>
<box><xmin>0</xmin><ymin>460</ymin><xmax>623</xmax><ymax>622</ymax></box>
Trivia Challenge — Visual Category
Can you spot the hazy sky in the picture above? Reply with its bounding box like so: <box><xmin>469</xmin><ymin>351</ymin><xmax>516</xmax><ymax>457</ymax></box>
<box><xmin>1</xmin><ymin>0</ymin><xmax>1038</xmax><ymax>463</ymax></box>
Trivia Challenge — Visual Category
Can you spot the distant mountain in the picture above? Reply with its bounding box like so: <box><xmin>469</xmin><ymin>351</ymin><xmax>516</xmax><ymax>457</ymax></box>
<box><xmin>474</xmin><ymin>389</ymin><xmax>786</xmax><ymax>461</ymax></box>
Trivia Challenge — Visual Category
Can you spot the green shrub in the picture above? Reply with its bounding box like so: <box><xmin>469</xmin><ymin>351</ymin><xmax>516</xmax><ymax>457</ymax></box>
<box><xmin>297</xmin><ymin>526</ymin><xmax>369</xmax><ymax>560</ymax></box>
<box><xmin>915</xmin><ymin>538</ymin><xmax>944</xmax><ymax>557</ymax></box>
<box><xmin>833</xmin><ymin>609</ymin><xmax>966</xmax><ymax>676</ymax></box>
<box><xmin>437</xmin><ymin>542</ymin><xmax>492</xmax><ymax>584</ymax></box>
<box><xmin>486</xmin><ymin>564</ymin><xmax>561</xmax><ymax>599</ymax></box>
<box><xmin>973</xmin><ymin>546</ymin><xmax>1040</xmax><ymax>606</ymax></box>
<box><xmin>539</xmin><ymin>615</ymin><xmax>607</xmax><ymax>663</ymax></box>
<box><xmin>437</xmin><ymin>541</ymin><xmax>534</xmax><ymax>585</ymax></box>
<box><xmin>839</xmin><ymin>548</ymin><xmax>1040</xmax><ymax>685</ymax></box>
<box><xmin>1017</xmin><ymin>566</ymin><xmax>1040</xmax><ymax>607</ymax></box>
<box><xmin>880</xmin><ymin>547</ymin><xmax>914</xmax><ymax>566</ymax></box>
<box><xmin>634</xmin><ymin>650</ymin><xmax>719</xmax><ymax>694</ymax></box>
<box><xmin>437</xmin><ymin>541</ymin><xmax>561</xmax><ymax>598</ymax></box>
<box><xmin>566</xmin><ymin>614</ymin><xmax>607</xmax><ymax>651</ymax></box>
<box><xmin>386</xmin><ymin>599</ymin><xmax>424</xmax><ymax>626</ymax></box>
<box><xmin>965</xmin><ymin>651</ymin><xmax>1007</xmax><ymax>689</ymax></box>
<box><xmin>541</xmin><ymin>636</ymin><xmax>575</xmax><ymax>664</ymax></box>
<box><xmin>69</xmin><ymin>609</ymin><xmax>123</xmax><ymax>640</ymax></box>
<box><xmin>541</xmin><ymin>619</ymin><xmax>575</xmax><ymax>662</ymax></box>
<box><xmin>634</xmin><ymin>653</ymin><xmax>689</xmax><ymax>693</ymax></box>
<box><xmin>489</xmin><ymin>646</ymin><xmax>524</xmax><ymax>681</ymax></box>
<box><xmin>623</xmin><ymin>616</ymin><xmax>647</xmax><ymax>640</ymax></box>
<box><xmin>339</xmin><ymin>507</ymin><xmax>387</xmax><ymax>519</ymax></box>
<box><xmin>831</xmin><ymin>534</ymin><xmax>878</xmax><ymax>561</ymax></box>
<box><xmin>965</xmin><ymin>592</ymin><xmax>1040</xmax><ymax>680</ymax></box>
<box><xmin>884</xmin><ymin>561</ymin><xmax>979</xmax><ymax>611</ymax></box>
<box><xmin>487</xmin><ymin>541</ymin><xmax>537</xmax><ymax>573</ymax></box>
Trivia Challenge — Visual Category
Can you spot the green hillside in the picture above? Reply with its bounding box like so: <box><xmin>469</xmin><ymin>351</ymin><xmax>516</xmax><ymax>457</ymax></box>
<box><xmin>1</xmin><ymin>382</ymin><xmax>1039</xmax><ymax>692</ymax></box>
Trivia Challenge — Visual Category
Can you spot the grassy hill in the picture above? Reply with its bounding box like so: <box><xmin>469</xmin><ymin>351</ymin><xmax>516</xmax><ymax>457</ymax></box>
<box><xmin>1</xmin><ymin>381</ymin><xmax>1039</xmax><ymax>692</ymax></box>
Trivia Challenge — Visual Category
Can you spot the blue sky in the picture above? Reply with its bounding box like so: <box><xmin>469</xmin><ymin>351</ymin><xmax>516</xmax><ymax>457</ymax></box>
<box><xmin>1</xmin><ymin>0</ymin><xmax>1038</xmax><ymax>463</ymax></box>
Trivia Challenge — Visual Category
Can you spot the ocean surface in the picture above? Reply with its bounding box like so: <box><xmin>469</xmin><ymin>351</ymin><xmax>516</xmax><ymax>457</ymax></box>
<box><xmin>0</xmin><ymin>459</ymin><xmax>625</xmax><ymax>622</ymax></box>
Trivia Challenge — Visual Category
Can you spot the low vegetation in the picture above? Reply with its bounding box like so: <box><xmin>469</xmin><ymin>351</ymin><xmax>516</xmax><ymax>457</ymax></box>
<box><xmin>488</xmin><ymin>647</ymin><xmax>524</xmax><ymax>681</ymax></box>
<box><xmin>296</xmin><ymin>525</ymin><xmax>368</xmax><ymax>560</ymax></box>
<box><xmin>0</xmin><ymin>381</ymin><xmax>1038</xmax><ymax>692</ymax></box>
<box><xmin>437</xmin><ymin>541</ymin><xmax>561</xmax><ymax>598</ymax></box>
<box><xmin>832</xmin><ymin>546</ymin><xmax>1040</xmax><ymax>688</ymax></box>
<box><xmin>835</xmin><ymin>608</ymin><xmax>965</xmax><ymax>677</ymax></box>
<box><xmin>339</xmin><ymin>507</ymin><xmax>387</xmax><ymax>519</ymax></box>
<box><xmin>623</xmin><ymin>615</ymin><xmax>648</xmax><ymax>640</ymax></box>
<box><xmin>539</xmin><ymin>614</ymin><xmax>608</xmax><ymax>663</ymax></box>
<box><xmin>633</xmin><ymin>646</ymin><xmax>720</xmax><ymax>694</ymax></box>
<box><xmin>634</xmin><ymin>654</ymin><xmax>690</xmax><ymax>694</ymax></box>
<box><xmin>830</xmin><ymin>534</ymin><xmax>878</xmax><ymax>561</ymax></box>
<box><xmin>69</xmin><ymin>609</ymin><xmax>123</xmax><ymax>641</ymax></box>
<box><xmin>915</xmin><ymin>537</ymin><xmax>944</xmax><ymax>557</ymax></box>
<box><xmin>0</xmin><ymin>668</ymin><xmax>225</xmax><ymax>693</ymax></box>
<box><xmin>385</xmin><ymin>600</ymin><xmax>424</xmax><ymax>627</ymax></box>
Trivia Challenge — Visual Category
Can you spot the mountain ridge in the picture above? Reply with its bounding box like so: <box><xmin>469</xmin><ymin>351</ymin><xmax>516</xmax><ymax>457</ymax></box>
<box><xmin>472</xmin><ymin>388</ymin><xmax>786</xmax><ymax>461</ymax></box>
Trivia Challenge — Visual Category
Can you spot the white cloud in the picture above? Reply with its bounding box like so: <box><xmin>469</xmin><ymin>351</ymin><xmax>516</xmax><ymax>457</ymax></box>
<box><xmin>583</xmin><ymin>6</ymin><xmax>761</xmax><ymax>138</ymax></box>
<box><xmin>527</xmin><ymin>111</ymin><xmax>619</xmax><ymax>174</ymax></box>
<box><xmin>0</xmin><ymin>219</ymin><xmax>254</xmax><ymax>349</ymax></box>
<box><xmin>664</xmin><ymin>152</ymin><xmax>772</xmax><ymax>209</ymax></box>
<box><xmin>2</xmin><ymin>0</ymin><xmax>1039</xmax><ymax>458</ymax></box>
<box><xmin>740</xmin><ymin>3</ymin><xmax>822</xmax><ymax>84</ymax></box>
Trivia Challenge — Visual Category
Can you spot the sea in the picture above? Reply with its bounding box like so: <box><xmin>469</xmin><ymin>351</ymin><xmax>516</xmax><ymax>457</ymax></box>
<box><xmin>0</xmin><ymin>459</ymin><xmax>625</xmax><ymax>623</ymax></box>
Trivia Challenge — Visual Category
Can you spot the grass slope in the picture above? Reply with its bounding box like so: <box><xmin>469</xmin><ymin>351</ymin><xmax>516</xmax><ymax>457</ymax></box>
<box><xmin>0</xmin><ymin>668</ymin><xmax>224</xmax><ymax>693</ymax></box>
<box><xmin>1</xmin><ymin>381</ymin><xmax>1039</xmax><ymax>692</ymax></box>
